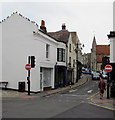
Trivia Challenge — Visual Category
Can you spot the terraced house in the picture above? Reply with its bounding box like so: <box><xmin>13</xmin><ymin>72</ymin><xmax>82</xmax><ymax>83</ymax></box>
<box><xmin>1</xmin><ymin>12</ymin><xmax>67</xmax><ymax>92</ymax></box>
<box><xmin>49</xmin><ymin>24</ymin><xmax>83</xmax><ymax>87</ymax></box>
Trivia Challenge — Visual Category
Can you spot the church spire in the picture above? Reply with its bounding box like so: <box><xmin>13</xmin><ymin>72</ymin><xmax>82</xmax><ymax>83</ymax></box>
<box><xmin>93</xmin><ymin>35</ymin><xmax>97</xmax><ymax>45</ymax></box>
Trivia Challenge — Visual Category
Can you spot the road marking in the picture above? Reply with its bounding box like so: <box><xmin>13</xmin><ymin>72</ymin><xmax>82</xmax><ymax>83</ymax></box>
<box><xmin>88</xmin><ymin>92</ymin><xmax>99</xmax><ymax>99</ymax></box>
<box><xmin>87</xmin><ymin>90</ymin><xmax>93</xmax><ymax>93</ymax></box>
<box><xmin>63</xmin><ymin>94</ymin><xmax>88</xmax><ymax>97</ymax></box>
<box><xmin>69</xmin><ymin>89</ymin><xmax>78</xmax><ymax>93</ymax></box>
<box><xmin>89</xmin><ymin>102</ymin><xmax>115</xmax><ymax>111</ymax></box>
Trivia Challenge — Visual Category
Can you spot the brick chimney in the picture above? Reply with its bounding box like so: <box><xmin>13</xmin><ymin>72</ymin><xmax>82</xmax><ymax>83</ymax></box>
<box><xmin>62</xmin><ymin>23</ymin><xmax>66</xmax><ymax>30</ymax></box>
<box><xmin>40</xmin><ymin>20</ymin><xmax>47</xmax><ymax>33</ymax></box>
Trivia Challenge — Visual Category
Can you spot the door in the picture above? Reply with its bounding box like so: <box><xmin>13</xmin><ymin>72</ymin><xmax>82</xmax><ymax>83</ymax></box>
<box><xmin>43</xmin><ymin>68</ymin><xmax>51</xmax><ymax>88</ymax></box>
<box><xmin>40</xmin><ymin>67</ymin><xmax>43</xmax><ymax>91</ymax></box>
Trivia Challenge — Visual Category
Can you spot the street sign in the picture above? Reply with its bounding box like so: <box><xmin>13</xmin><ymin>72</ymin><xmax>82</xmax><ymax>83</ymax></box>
<box><xmin>105</xmin><ymin>64</ymin><xmax>112</xmax><ymax>72</ymax></box>
<box><xmin>25</xmin><ymin>64</ymin><xmax>31</xmax><ymax>70</ymax></box>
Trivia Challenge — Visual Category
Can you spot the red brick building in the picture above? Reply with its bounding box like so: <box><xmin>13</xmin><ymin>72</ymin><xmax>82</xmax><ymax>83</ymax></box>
<box><xmin>91</xmin><ymin>36</ymin><xmax>110</xmax><ymax>72</ymax></box>
<box><xmin>96</xmin><ymin>45</ymin><xmax>110</xmax><ymax>71</ymax></box>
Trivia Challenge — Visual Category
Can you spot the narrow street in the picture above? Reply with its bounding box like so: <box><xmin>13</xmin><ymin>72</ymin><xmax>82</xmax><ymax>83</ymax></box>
<box><xmin>2</xmin><ymin>74</ymin><xmax>114</xmax><ymax>119</ymax></box>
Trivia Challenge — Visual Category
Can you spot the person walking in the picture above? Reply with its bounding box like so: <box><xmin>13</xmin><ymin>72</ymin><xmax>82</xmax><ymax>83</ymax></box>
<box><xmin>98</xmin><ymin>78</ymin><xmax>106</xmax><ymax>99</ymax></box>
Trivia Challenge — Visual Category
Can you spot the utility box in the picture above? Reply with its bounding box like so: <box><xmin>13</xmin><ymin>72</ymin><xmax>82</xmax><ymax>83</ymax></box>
<box><xmin>18</xmin><ymin>82</ymin><xmax>25</xmax><ymax>92</ymax></box>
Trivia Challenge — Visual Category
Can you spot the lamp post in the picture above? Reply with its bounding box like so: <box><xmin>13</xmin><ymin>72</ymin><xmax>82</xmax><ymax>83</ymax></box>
<box><xmin>76</xmin><ymin>43</ymin><xmax>84</xmax><ymax>82</ymax></box>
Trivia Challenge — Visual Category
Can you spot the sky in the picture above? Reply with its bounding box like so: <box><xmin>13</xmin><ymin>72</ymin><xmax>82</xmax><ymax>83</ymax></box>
<box><xmin>0</xmin><ymin>0</ymin><xmax>114</xmax><ymax>53</ymax></box>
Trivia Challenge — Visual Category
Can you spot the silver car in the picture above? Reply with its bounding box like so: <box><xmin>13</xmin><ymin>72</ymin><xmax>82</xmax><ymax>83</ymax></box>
<box><xmin>92</xmin><ymin>72</ymin><xmax>100</xmax><ymax>80</ymax></box>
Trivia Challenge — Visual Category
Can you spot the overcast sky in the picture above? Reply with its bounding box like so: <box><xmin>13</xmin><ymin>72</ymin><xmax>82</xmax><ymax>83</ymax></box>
<box><xmin>0</xmin><ymin>1</ymin><xmax>113</xmax><ymax>53</ymax></box>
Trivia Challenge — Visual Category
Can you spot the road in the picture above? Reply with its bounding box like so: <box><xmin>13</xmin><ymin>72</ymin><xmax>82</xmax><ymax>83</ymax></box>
<box><xmin>2</xmin><ymin>74</ymin><xmax>114</xmax><ymax>119</ymax></box>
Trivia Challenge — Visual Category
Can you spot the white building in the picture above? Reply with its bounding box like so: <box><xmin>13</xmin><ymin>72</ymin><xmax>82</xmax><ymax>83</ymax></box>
<box><xmin>1</xmin><ymin>12</ymin><xmax>58</xmax><ymax>92</ymax></box>
<box><xmin>107</xmin><ymin>31</ymin><xmax>115</xmax><ymax>90</ymax></box>
<box><xmin>108</xmin><ymin>31</ymin><xmax>115</xmax><ymax>63</ymax></box>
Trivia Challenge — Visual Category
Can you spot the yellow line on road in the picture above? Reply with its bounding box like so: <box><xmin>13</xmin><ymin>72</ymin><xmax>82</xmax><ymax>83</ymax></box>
<box><xmin>89</xmin><ymin>102</ymin><xmax>115</xmax><ymax>111</ymax></box>
<box><xmin>87</xmin><ymin>92</ymin><xmax>99</xmax><ymax>99</ymax></box>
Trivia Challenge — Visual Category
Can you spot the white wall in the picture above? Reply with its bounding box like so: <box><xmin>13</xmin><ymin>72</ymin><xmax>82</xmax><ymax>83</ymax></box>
<box><xmin>110</xmin><ymin>38</ymin><xmax>115</xmax><ymax>63</ymax></box>
<box><xmin>0</xmin><ymin>23</ymin><xmax>2</xmax><ymax>81</ymax></box>
<box><xmin>67</xmin><ymin>34</ymin><xmax>76</xmax><ymax>68</ymax></box>
<box><xmin>2</xmin><ymin>13</ymin><xmax>58</xmax><ymax>92</ymax></box>
<box><xmin>67</xmin><ymin>33</ymin><xmax>77</xmax><ymax>83</ymax></box>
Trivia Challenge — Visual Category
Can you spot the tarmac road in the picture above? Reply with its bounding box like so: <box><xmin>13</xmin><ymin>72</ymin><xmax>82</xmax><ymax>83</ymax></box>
<box><xmin>2</xmin><ymin>74</ymin><xmax>115</xmax><ymax>119</ymax></box>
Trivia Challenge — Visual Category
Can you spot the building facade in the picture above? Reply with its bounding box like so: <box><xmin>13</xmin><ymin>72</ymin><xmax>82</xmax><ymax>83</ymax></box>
<box><xmin>82</xmin><ymin>53</ymin><xmax>91</xmax><ymax>69</ymax></box>
<box><xmin>91</xmin><ymin>36</ymin><xmax>110</xmax><ymax>72</ymax></box>
<box><xmin>49</xmin><ymin>24</ymin><xmax>83</xmax><ymax>85</ymax></box>
<box><xmin>107</xmin><ymin>31</ymin><xmax>115</xmax><ymax>84</ymax></box>
<box><xmin>1</xmin><ymin>12</ymin><xmax>59</xmax><ymax>92</ymax></box>
<box><xmin>54</xmin><ymin>41</ymin><xmax>67</xmax><ymax>88</ymax></box>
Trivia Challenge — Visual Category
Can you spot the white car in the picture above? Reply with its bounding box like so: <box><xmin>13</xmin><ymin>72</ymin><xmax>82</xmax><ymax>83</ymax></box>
<box><xmin>101</xmin><ymin>71</ymin><xmax>108</xmax><ymax>79</ymax></box>
<box><xmin>102</xmin><ymin>73</ymin><xmax>108</xmax><ymax>79</ymax></box>
<box><xmin>92</xmin><ymin>72</ymin><xmax>100</xmax><ymax>80</ymax></box>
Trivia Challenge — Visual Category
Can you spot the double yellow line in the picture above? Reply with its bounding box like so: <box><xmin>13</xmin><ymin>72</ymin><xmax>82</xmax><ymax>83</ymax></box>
<box><xmin>88</xmin><ymin>92</ymin><xmax>115</xmax><ymax>111</ymax></box>
<box><xmin>89</xmin><ymin>102</ymin><xmax>115</xmax><ymax>111</ymax></box>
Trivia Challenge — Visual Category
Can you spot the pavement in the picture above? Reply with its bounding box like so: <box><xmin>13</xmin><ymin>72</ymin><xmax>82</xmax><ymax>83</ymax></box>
<box><xmin>89</xmin><ymin>90</ymin><xmax>115</xmax><ymax>111</ymax></box>
<box><xmin>1</xmin><ymin>75</ymin><xmax>115</xmax><ymax>111</ymax></box>
<box><xmin>1</xmin><ymin>75</ymin><xmax>88</xmax><ymax>98</ymax></box>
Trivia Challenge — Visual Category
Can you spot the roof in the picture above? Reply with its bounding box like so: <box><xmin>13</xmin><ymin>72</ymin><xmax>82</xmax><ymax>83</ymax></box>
<box><xmin>1</xmin><ymin>11</ymin><xmax>60</xmax><ymax>44</ymax></box>
<box><xmin>48</xmin><ymin>29</ymin><xmax>70</xmax><ymax>44</ymax></box>
<box><xmin>0</xmin><ymin>12</ymin><xmax>39</xmax><ymax>27</ymax></box>
<box><xmin>96</xmin><ymin>45</ymin><xmax>110</xmax><ymax>63</ymax></box>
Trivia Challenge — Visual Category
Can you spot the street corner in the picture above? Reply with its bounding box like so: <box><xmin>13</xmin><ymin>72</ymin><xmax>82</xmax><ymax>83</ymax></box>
<box><xmin>18</xmin><ymin>95</ymin><xmax>38</xmax><ymax>99</ymax></box>
<box><xmin>1</xmin><ymin>89</ymin><xmax>49</xmax><ymax>99</ymax></box>
<box><xmin>1</xmin><ymin>89</ymin><xmax>29</xmax><ymax>98</ymax></box>
<box><xmin>89</xmin><ymin>93</ymin><xmax>115</xmax><ymax>111</ymax></box>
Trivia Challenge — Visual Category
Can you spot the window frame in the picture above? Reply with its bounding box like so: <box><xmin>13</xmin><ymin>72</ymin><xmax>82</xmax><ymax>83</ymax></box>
<box><xmin>46</xmin><ymin>44</ymin><xmax>50</xmax><ymax>59</ymax></box>
<box><xmin>57</xmin><ymin>48</ymin><xmax>65</xmax><ymax>62</ymax></box>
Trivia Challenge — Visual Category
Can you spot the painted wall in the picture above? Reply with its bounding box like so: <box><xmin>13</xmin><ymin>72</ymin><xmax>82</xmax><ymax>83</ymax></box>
<box><xmin>1</xmin><ymin>13</ymin><xmax>58</xmax><ymax>92</ymax></box>
<box><xmin>0</xmin><ymin>23</ymin><xmax>2</xmax><ymax>81</ymax></box>
<box><xmin>67</xmin><ymin>33</ymin><xmax>76</xmax><ymax>83</ymax></box>
<box><xmin>110</xmin><ymin>38</ymin><xmax>115</xmax><ymax>63</ymax></box>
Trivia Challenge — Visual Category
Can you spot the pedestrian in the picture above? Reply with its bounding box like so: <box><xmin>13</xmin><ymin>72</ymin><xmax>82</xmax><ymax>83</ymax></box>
<box><xmin>98</xmin><ymin>78</ymin><xmax>106</xmax><ymax>99</ymax></box>
<box><xmin>69</xmin><ymin>81</ymin><xmax>72</xmax><ymax>88</ymax></box>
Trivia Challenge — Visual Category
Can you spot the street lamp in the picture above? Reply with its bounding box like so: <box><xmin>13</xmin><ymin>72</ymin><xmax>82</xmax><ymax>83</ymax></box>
<box><xmin>76</xmin><ymin>43</ymin><xmax>84</xmax><ymax>82</ymax></box>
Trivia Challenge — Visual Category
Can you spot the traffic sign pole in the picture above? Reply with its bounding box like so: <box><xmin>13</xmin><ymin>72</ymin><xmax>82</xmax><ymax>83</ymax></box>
<box><xmin>27</xmin><ymin>56</ymin><xmax>31</xmax><ymax>95</ymax></box>
<box><xmin>107</xmin><ymin>73</ymin><xmax>110</xmax><ymax>99</ymax></box>
<box><xmin>104</xmin><ymin>64</ymin><xmax>113</xmax><ymax>99</ymax></box>
<box><xmin>28</xmin><ymin>56</ymin><xmax>30</xmax><ymax>95</ymax></box>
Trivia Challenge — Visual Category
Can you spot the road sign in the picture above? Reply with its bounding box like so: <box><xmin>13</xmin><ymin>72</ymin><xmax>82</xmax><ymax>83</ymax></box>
<box><xmin>105</xmin><ymin>64</ymin><xmax>112</xmax><ymax>72</ymax></box>
<box><xmin>25</xmin><ymin>64</ymin><xmax>31</xmax><ymax>70</ymax></box>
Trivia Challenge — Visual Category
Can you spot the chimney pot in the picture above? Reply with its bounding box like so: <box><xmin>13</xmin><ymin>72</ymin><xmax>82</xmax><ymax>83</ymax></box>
<box><xmin>40</xmin><ymin>20</ymin><xmax>47</xmax><ymax>33</ymax></box>
<box><xmin>62</xmin><ymin>23</ymin><xmax>66</xmax><ymax>30</ymax></box>
<box><xmin>41</xmin><ymin>20</ymin><xmax>45</xmax><ymax>26</ymax></box>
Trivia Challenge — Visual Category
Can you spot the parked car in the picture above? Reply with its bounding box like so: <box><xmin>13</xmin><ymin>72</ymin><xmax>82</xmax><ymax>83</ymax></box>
<box><xmin>101</xmin><ymin>70</ymin><xmax>108</xmax><ymax>79</ymax></box>
<box><xmin>92</xmin><ymin>72</ymin><xmax>100</xmax><ymax>80</ymax></box>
